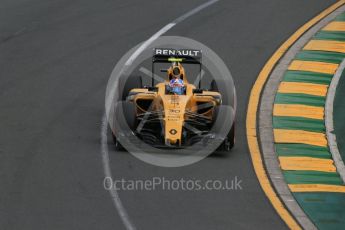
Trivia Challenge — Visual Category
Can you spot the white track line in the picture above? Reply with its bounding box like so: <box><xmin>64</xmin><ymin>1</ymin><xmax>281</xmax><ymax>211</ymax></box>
<box><xmin>101</xmin><ymin>116</ymin><xmax>135</xmax><ymax>230</ymax></box>
<box><xmin>101</xmin><ymin>1</ymin><xmax>219</xmax><ymax>230</ymax></box>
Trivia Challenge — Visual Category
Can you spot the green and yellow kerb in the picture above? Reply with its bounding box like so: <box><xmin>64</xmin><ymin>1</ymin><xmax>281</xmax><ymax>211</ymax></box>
<box><xmin>273</xmin><ymin>11</ymin><xmax>345</xmax><ymax>229</ymax></box>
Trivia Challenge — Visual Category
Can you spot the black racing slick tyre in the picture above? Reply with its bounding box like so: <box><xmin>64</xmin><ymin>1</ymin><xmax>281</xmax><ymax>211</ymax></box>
<box><xmin>113</xmin><ymin>74</ymin><xmax>140</xmax><ymax>150</ymax></box>
<box><xmin>112</xmin><ymin>101</ymin><xmax>137</xmax><ymax>151</ymax></box>
<box><xmin>122</xmin><ymin>101</ymin><xmax>137</xmax><ymax>130</ymax></box>
<box><xmin>216</xmin><ymin>122</ymin><xmax>235</xmax><ymax>152</ymax></box>
<box><xmin>112</xmin><ymin>131</ymin><xmax>124</xmax><ymax>151</ymax></box>
<box><xmin>225</xmin><ymin>122</ymin><xmax>235</xmax><ymax>151</ymax></box>
<box><xmin>210</xmin><ymin>79</ymin><xmax>218</xmax><ymax>92</ymax></box>
<box><xmin>213</xmin><ymin>106</ymin><xmax>235</xmax><ymax>152</ymax></box>
<box><xmin>229</xmin><ymin>122</ymin><xmax>235</xmax><ymax>149</ymax></box>
<box><xmin>210</xmin><ymin>79</ymin><xmax>232</xmax><ymax>106</ymax></box>
<box><xmin>122</xmin><ymin>75</ymin><xmax>143</xmax><ymax>100</ymax></box>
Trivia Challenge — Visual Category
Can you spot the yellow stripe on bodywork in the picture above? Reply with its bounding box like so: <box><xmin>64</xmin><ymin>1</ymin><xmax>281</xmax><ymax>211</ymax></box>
<box><xmin>289</xmin><ymin>184</ymin><xmax>345</xmax><ymax>193</ymax></box>
<box><xmin>274</xmin><ymin>129</ymin><xmax>327</xmax><ymax>147</ymax></box>
<box><xmin>273</xmin><ymin>104</ymin><xmax>324</xmax><ymax>120</ymax></box>
<box><xmin>322</xmin><ymin>21</ymin><xmax>345</xmax><ymax>31</ymax></box>
<box><xmin>279</xmin><ymin>157</ymin><xmax>336</xmax><ymax>172</ymax></box>
<box><xmin>288</xmin><ymin>60</ymin><xmax>338</xmax><ymax>74</ymax></box>
<box><xmin>304</xmin><ymin>40</ymin><xmax>345</xmax><ymax>53</ymax></box>
<box><xmin>277</xmin><ymin>82</ymin><xmax>328</xmax><ymax>97</ymax></box>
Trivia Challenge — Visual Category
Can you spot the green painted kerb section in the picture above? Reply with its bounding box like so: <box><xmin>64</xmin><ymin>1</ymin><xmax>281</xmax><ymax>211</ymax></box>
<box><xmin>276</xmin><ymin>144</ymin><xmax>331</xmax><ymax>159</ymax></box>
<box><xmin>294</xmin><ymin>193</ymin><xmax>345</xmax><ymax>230</ymax></box>
<box><xmin>283</xmin><ymin>71</ymin><xmax>333</xmax><ymax>85</ymax></box>
<box><xmin>284</xmin><ymin>171</ymin><xmax>343</xmax><ymax>185</ymax></box>
<box><xmin>296</xmin><ymin>50</ymin><xmax>345</xmax><ymax>64</ymax></box>
<box><xmin>314</xmin><ymin>31</ymin><xmax>345</xmax><ymax>42</ymax></box>
<box><xmin>273</xmin><ymin>116</ymin><xmax>325</xmax><ymax>133</ymax></box>
<box><xmin>335</xmin><ymin>13</ymin><xmax>345</xmax><ymax>21</ymax></box>
<box><xmin>275</xmin><ymin>93</ymin><xmax>325</xmax><ymax>107</ymax></box>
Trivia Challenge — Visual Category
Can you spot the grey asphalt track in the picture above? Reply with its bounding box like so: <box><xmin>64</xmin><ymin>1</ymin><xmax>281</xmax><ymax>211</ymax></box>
<box><xmin>0</xmin><ymin>0</ymin><xmax>336</xmax><ymax>229</ymax></box>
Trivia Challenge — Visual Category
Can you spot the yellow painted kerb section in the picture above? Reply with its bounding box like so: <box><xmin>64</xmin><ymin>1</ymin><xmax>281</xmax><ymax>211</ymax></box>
<box><xmin>322</xmin><ymin>21</ymin><xmax>345</xmax><ymax>31</ymax></box>
<box><xmin>246</xmin><ymin>1</ymin><xmax>345</xmax><ymax>229</ymax></box>
<box><xmin>273</xmin><ymin>104</ymin><xmax>324</xmax><ymax>120</ymax></box>
<box><xmin>289</xmin><ymin>184</ymin><xmax>345</xmax><ymax>193</ymax></box>
<box><xmin>278</xmin><ymin>82</ymin><xmax>329</xmax><ymax>97</ymax></box>
<box><xmin>279</xmin><ymin>156</ymin><xmax>336</xmax><ymax>172</ymax></box>
<box><xmin>304</xmin><ymin>40</ymin><xmax>345</xmax><ymax>53</ymax></box>
<box><xmin>274</xmin><ymin>129</ymin><xmax>328</xmax><ymax>147</ymax></box>
<box><xmin>288</xmin><ymin>60</ymin><xmax>339</xmax><ymax>75</ymax></box>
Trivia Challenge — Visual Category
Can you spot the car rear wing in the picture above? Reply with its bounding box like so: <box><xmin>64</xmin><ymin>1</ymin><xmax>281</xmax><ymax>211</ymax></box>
<box><xmin>152</xmin><ymin>48</ymin><xmax>203</xmax><ymax>88</ymax></box>
<box><xmin>152</xmin><ymin>48</ymin><xmax>202</xmax><ymax>64</ymax></box>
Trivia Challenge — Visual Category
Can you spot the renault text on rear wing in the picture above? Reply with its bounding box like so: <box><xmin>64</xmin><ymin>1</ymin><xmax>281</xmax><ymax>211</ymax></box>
<box><xmin>153</xmin><ymin>48</ymin><xmax>202</xmax><ymax>64</ymax></box>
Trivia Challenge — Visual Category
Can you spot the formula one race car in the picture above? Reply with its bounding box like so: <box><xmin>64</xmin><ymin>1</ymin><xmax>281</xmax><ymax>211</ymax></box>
<box><xmin>113</xmin><ymin>48</ymin><xmax>235</xmax><ymax>151</ymax></box>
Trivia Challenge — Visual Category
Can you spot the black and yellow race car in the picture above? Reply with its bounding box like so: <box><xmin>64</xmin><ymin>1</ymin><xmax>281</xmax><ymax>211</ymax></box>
<box><xmin>113</xmin><ymin>48</ymin><xmax>235</xmax><ymax>152</ymax></box>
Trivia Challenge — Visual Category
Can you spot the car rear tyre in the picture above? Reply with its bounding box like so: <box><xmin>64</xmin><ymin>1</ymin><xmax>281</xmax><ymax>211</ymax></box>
<box><xmin>112</xmin><ymin>101</ymin><xmax>137</xmax><ymax>150</ymax></box>
<box><xmin>122</xmin><ymin>101</ymin><xmax>137</xmax><ymax>130</ymax></box>
<box><xmin>112</xmin><ymin>131</ymin><xmax>124</xmax><ymax>151</ymax></box>
<box><xmin>213</xmin><ymin>106</ymin><xmax>235</xmax><ymax>152</ymax></box>
<box><xmin>210</xmin><ymin>79</ymin><xmax>218</xmax><ymax>91</ymax></box>
<box><xmin>217</xmin><ymin>122</ymin><xmax>235</xmax><ymax>152</ymax></box>
<box><xmin>122</xmin><ymin>75</ymin><xmax>143</xmax><ymax>100</ymax></box>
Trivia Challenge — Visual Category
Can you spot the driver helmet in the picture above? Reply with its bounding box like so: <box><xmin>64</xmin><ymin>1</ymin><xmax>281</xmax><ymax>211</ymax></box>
<box><xmin>171</xmin><ymin>62</ymin><xmax>184</xmax><ymax>79</ymax></box>
<box><xmin>169</xmin><ymin>62</ymin><xmax>185</xmax><ymax>95</ymax></box>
